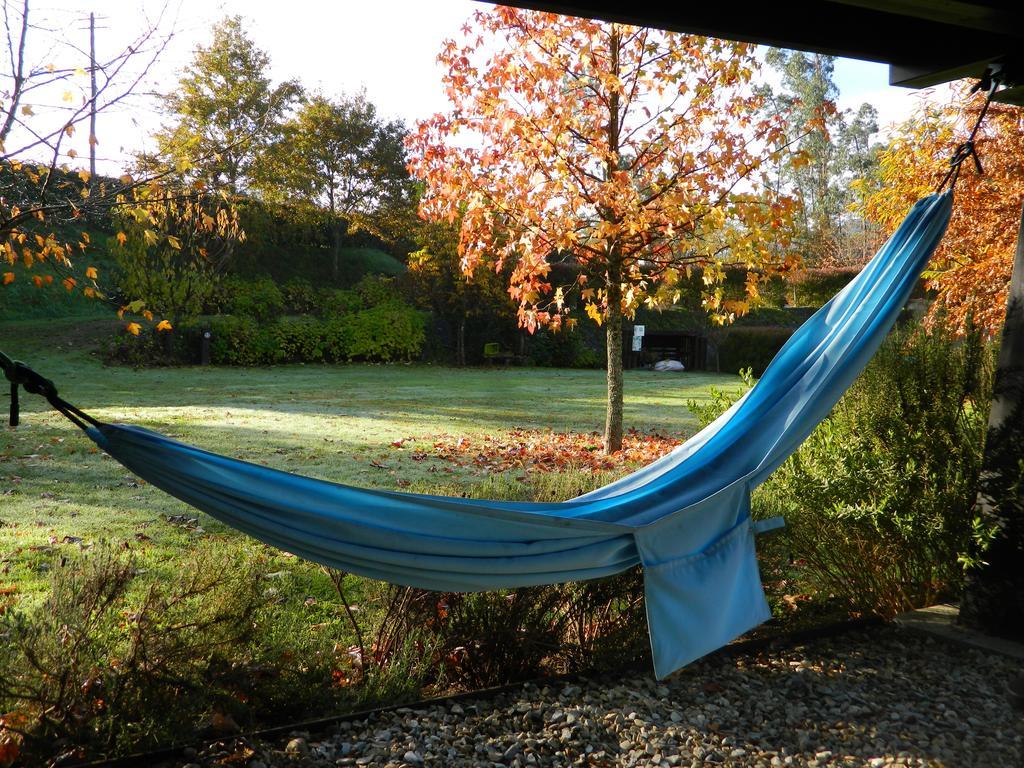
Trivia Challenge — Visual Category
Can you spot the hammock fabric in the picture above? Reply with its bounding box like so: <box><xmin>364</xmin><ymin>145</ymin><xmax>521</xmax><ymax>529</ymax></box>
<box><xmin>3</xmin><ymin>192</ymin><xmax>953</xmax><ymax>679</ymax></box>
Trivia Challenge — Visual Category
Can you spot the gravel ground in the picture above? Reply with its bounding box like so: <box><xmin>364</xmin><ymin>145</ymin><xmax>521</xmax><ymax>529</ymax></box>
<box><xmin>178</xmin><ymin>625</ymin><xmax>1022</xmax><ymax>768</ymax></box>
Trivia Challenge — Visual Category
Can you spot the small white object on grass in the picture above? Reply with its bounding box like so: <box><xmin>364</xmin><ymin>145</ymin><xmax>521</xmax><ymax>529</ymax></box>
<box><xmin>653</xmin><ymin>360</ymin><xmax>685</xmax><ymax>372</ymax></box>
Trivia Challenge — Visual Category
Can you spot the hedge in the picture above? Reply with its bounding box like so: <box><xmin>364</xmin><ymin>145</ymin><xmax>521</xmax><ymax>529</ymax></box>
<box><xmin>716</xmin><ymin>326</ymin><xmax>794</xmax><ymax>376</ymax></box>
<box><xmin>106</xmin><ymin>306</ymin><xmax>426</xmax><ymax>367</ymax></box>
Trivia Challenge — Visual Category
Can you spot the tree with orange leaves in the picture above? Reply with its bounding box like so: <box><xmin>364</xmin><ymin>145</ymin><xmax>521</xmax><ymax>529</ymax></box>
<box><xmin>408</xmin><ymin>7</ymin><xmax>796</xmax><ymax>452</ymax></box>
<box><xmin>858</xmin><ymin>81</ymin><xmax>1024</xmax><ymax>335</ymax></box>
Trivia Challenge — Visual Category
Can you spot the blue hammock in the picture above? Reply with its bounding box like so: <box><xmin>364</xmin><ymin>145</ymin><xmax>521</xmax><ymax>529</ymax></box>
<box><xmin>2</xmin><ymin>192</ymin><xmax>953</xmax><ymax>678</ymax></box>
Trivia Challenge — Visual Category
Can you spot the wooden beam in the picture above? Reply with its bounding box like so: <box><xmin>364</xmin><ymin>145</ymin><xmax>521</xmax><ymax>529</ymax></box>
<box><xmin>889</xmin><ymin>60</ymin><xmax>996</xmax><ymax>88</ymax></box>
<box><xmin>496</xmin><ymin>1</ymin><xmax>1024</xmax><ymax>103</ymax></box>
<box><xmin>496</xmin><ymin>1</ymin><xmax>1024</xmax><ymax>66</ymax></box>
<box><xmin>832</xmin><ymin>0</ymin><xmax>1019</xmax><ymax>35</ymax></box>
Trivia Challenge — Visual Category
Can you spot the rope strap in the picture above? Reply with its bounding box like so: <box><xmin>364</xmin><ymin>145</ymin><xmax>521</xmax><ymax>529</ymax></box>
<box><xmin>937</xmin><ymin>66</ymin><xmax>1003</xmax><ymax>193</ymax></box>
<box><xmin>0</xmin><ymin>351</ymin><xmax>101</xmax><ymax>431</ymax></box>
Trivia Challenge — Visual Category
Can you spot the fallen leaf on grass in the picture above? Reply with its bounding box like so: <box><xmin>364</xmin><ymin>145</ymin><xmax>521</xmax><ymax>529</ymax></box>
<box><xmin>414</xmin><ymin>428</ymin><xmax>684</xmax><ymax>475</ymax></box>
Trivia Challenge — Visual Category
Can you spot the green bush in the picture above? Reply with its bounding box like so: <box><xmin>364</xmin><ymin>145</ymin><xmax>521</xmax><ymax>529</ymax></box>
<box><xmin>755</xmin><ymin>274</ymin><xmax>788</xmax><ymax>308</ymax></box>
<box><xmin>106</xmin><ymin>272</ymin><xmax>427</xmax><ymax>366</ymax></box>
<box><xmin>356</xmin><ymin>470</ymin><xmax>650</xmax><ymax>690</ymax></box>
<box><xmin>204</xmin><ymin>315</ymin><xmax>282</xmax><ymax>366</ymax></box>
<box><xmin>572</xmin><ymin>347</ymin><xmax>604</xmax><ymax>369</ymax></box>
<box><xmin>321</xmin><ymin>288</ymin><xmax>363</xmax><ymax>317</ymax></box>
<box><xmin>0</xmin><ymin>542</ymin><xmax>417</xmax><ymax>765</ymax></box>
<box><xmin>735</xmin><ymin>306</ymin><xmax>815</xmax><ymax>328</ymax></box>
<box><xmin>528</xmin><ymin>327</ymin><xmax>583</xmax><ymax>368</ymax></box>
<box><xmin>354</xmin><ymin>274</ymin><xmax>402</xmax><ymax>308</ymax></box>
<box><xmin>275</xmin><ymin>315</ymin><xmax>328</xmax><ymax>363</ymax></box>
<box><xmin>106</xmin><ymin>308</ymin><xmax>425</xmax><ymax>367</ymax></box>
<box><xmin>223</xmin><ymin>277</ymin><xmax>285</xmax><ymax>321</ymax></box>
<box><xmin>339</xmin><ymin>303</ymin><xmax>426</xmax><ymax>362</ymax></box>
<box><xmin>102</xmin><ymin>325</ymin><xmax>189</xmax><ymax>367</ymax></box>
<box><xmin>692</xmin><ymin>321</ymin><xmax>996</xmax><ymax>617</ymax></box>
<box><xmin>0</xmin><ymin>545</ymin><xmax>265</xmax><ymax>761</ymax></box>
<box><xmin>361</xmin><ymin>567</ymin><xmax>647</xmax><ymax>691</ymax></box>
<box><xmin>785</xmin><ymin>267</ymin><xmax>861</xmax><ymax>307</ymax></box>
<box><xmin>716</xmin><ymin>326</ymin><xmax>793</xmax><ymax>376</ymax></box>
<box><xmin>281</xmin><ymin>278</ymin><xmax>322</xmax><ymax>315</ymax></box>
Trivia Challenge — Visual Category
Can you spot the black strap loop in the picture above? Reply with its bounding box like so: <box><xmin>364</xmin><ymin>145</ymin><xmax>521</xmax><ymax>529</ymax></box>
<box><xmin>1</xmin><ymin>350</ymin><xmax>101</xmax><ymax>431</ymax></box>
<box><xmin>937</xmin><ymin>66</ymin><xmax>1003</xmax><ymax>193</ymax></box>
<box><xmin>8</xmin><ymin>379</ymin><xmax>17</xmax><ymax>427</ymax></box>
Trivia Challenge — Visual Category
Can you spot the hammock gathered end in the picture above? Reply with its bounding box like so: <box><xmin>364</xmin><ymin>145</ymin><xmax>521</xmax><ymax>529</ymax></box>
<box><xmin>1</xmin><ymin>192</ymin><xmax>954</xmax><ymax>678</ymax></box>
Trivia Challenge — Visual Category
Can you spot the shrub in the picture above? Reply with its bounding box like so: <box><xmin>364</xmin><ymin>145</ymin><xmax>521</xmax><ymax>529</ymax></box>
<box><xmin>321</xmin><ymin>288</ymin><xmax>364</xmax><ymax>318</ymax></box>
<box><xmin>339</xmin><ymin>304</ymin><xmax>426</xmax><ymax>362</ymax></box>
<box><xmin>0</xmin><ymin>544</ymin><xmax>266</xmax><ymax>762</ymax></box>
<box><xmin>105</xmin><ymin>304</ymin><xmax>427</xmax><ymax>367</ymax></box>
<box><xmin>347</xmin><ymin>471</ymin><xmax>650</xmax><ymax>689</ymax></box>
<box><xmin>571</xmin><ymin>347</ymin><xmax>603</xmax><ymax>369</ymax></box>
<box><xmin>755</xmin><ymin>274</ymin><xmax>788</xmax><ymax>308</ymax></box>
<box><xmin>224</xmin><ymin>277</ymin><xmax>285</xmax><ymax>321</ymax></box>
<box><xmin>275</xmin><ymin>315</ymin><xmax>328</xmax><ymax>363</ymax></box>
<box><xmin>204</xmin><ymin>315</ymin><xmax>282</xmax><ymax>366</ymax></box>
<box><xmin>528</xmin><ymin>327</ymin><xmax>583</xmax><ymax>368</ymax></box>
<box><xmin>358</xmin><ymin>569</ymin><xmax>647</xmax><ymax>691</ymax></box>
<box><xmin>716</xmin><ymin>326</ymin><xmax>793</xmax><ymax>376</ymax></box>
<box><xmin>102</xmin><ymin>325</ymin><xmax>193</xmax><ymax>367</ymax></box>
<box><xmin>691</xmin><ymin>320</ymin><xmax>996</xmax><ymax>617</ymax></box>
<box><xmin>355</xmin><ymin>274</ymin><xmax>402</xmax><ymax>307</ymax></box>
<box><xmin>281</xmin><ymin>278</ymin><xmax>322</xmax><ymax>315</ymax></box>
<box><xmin>785</xmin><ymin>266</ymin><xmax>861</xmax><ymax>307</ymax></box>
<box><xmin>735</xmin><ymin>306</ymin><xmax>815</xmax><ymax>328</ymax></box>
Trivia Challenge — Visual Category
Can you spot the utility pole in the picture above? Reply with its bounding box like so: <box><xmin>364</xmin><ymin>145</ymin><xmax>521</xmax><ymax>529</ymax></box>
<box><xmin>89</xmin><ymin>11</ymin><xmax>97</xmax><ymax>181</ymax></box>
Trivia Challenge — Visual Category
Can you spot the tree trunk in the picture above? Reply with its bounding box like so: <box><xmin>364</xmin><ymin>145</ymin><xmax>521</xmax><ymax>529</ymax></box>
<box><xmin>604</xmin><ymin>284</ymin><xmax>624</xmax><ymax>454</ymax></box>
<box><xmin>602</xmin><ymin>29</ymin><xmax>624</xmax><ymax>455</ymax></box>
<box><xmin>330</xmin><ymin>218</ymin><xmax>343</xmax><ymax>284</ymax></box>
<box><xmin>959</xmin><ymin>202</ymin><xmax>1024</xmax><ymax>639</ymax></box>
<box><xmin>457</xmin><ymin>318</ymin><xmax>466</xmax><ymax>367</ymax></box>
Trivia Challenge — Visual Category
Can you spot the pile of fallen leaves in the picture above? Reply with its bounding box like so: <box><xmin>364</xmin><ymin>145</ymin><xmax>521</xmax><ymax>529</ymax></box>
<box><xmin>390</xmin><ymin>427</ymin><xmax>685</xmax><ymax>474</ymax></box>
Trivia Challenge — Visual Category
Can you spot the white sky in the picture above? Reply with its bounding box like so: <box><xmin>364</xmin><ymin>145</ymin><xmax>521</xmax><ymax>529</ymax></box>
<box><xmin>13</xmin><ymin>0</ymin><xmax>943</xmax><ymax>175</ymax></box>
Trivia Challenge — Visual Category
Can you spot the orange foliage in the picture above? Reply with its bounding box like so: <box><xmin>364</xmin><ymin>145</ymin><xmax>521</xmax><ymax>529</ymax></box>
<box><xmin>860</xmin><ymin>82</ymin><xmax>1024</xmax><ymax>334</ymax></box>
<box><xmin>407</xmin><ymin>6</ymin><xmax>797</xmax><ymax>331</ymax></box>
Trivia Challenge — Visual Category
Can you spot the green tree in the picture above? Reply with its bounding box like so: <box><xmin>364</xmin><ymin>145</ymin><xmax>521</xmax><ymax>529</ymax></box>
<box><xmin>838</xmin><ymin>103</ymin><xmax>884</xmax><ymax>263</ymax></box>
<box><xmin>763</xmin><ymin>50</ymin><xmax>844</xmax><ymax>263</ymax></box>
<box><xmin>762</xmin><ymin>51</ymin><xmax>883</xmax><ymax>267</ymax></box>
<box><xmin>149</xmin><ymin>15</ymin><xmax>300</xmax><ymax>194</ymax></box>
<box><xmin>260</xmin><ymin>91</ymin><xmax>414</xmax><ymax>281</ymax></box>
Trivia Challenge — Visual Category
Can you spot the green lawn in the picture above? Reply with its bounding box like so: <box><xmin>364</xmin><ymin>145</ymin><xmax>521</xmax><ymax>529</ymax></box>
<box><xmin>0</xmin><ymin>316</ymin><xmax>744</xmax><ymax>601</ymax></box>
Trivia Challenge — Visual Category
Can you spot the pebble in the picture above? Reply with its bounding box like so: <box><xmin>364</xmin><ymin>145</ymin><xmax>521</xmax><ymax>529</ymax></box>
<box><xmin>189</xmin><ymin>626</ymin><xmax>1022</xmax><ymax>768</ymax></box>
